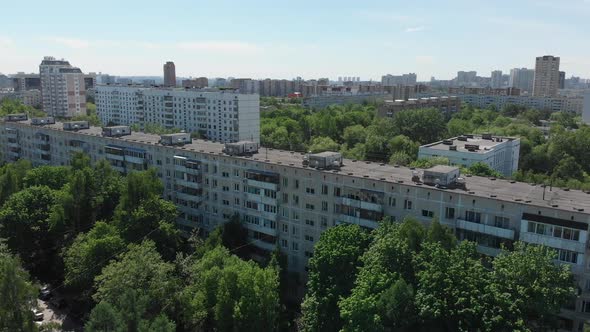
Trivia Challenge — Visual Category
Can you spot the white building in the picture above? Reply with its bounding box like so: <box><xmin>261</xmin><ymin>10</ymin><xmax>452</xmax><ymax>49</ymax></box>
<box><xmin>491</xmin><ymin>70</ymin><xmax>503</xmax><ymax>89</ymax></box>
<box><xmin>418</xmin><ymin>134</ymin><xmax>520</xmax><ymax>177</ymax></box>
<box><xmin>509</xmin><ymin>68</ymin><xmax>535</xmax><ymax>94</ymax></box>
<box><xmin>95</xmin><ymin>85</ymin><xmax>260</xmax><ymax>143</ymax></box>
<box><xmin>440</xmin><ymin>94</ymin><xmax>584</xmax><ymax>114</ymax></box>
<box><xmin>39</xmin><ymin>56</ymin><xmax>87</xmax><ymax>118</ymax></box>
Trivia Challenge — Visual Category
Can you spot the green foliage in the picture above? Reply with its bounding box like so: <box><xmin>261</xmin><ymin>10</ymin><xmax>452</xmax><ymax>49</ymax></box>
<box><xmin>301</xmin><ymin>225</ymin><xmax>371</xmax><ymax>332</ymax></box>
<box><xmin>308</xmin><ymin>136</ymin><xmax>339</xmax><ymax>153</ymax></box>
<box><xmin>410</xmin><ymin>156</ymin><xmax>450</xmax><ymax>169</ymax></box>
<box><xmin>465</xmin><ymin>162</ymin><xmax>503</xmax><ymax>178</ymax></box>
<box><xmin>85</xmin><ymin>302</ymin><xmax>125</xmax><ymax>332</ymax></box>
<box><xmin>0</xmin><ymin>186</ymin><xmax>60</xmax><ymax>278</ymax></box>
<box><xmin>0</xmin><ymin>98</ymin><xmax>45</xmax><ymax>117</ymax></box>
<box><xmin>93</xmin><ymin>241</ymin><xmax>177</xmax><ymax>330</ymax></box>
<box><xmin>71</xmin><ymin>102</ymin><xmax>102</xmax><ymax>126</ymax></box>
<box><xmin>0</xmin><ymin>245</ymin><xmax>37</xmax><ymax>332</ymax></box>
<box><xmin>390</xmin><ymin>108</ymin><xmax>447</xmax><ymax>144</ymax></box>
<box><xmin>22</xmin><ymin>166</ymin><xmax>70</xmax><ymax>190</ymax></box>
<box><xmin>0</xmin><ymin>159</ymin><xmax>32</xmax><ymax>205</ymax></box>
<box><xmin>181</xmin><ymin>246</ymin><xmax>280</xmax><ymax>331</ymax></box>
<box><xmin>63</xmin><ymin>222</ymin><xmax>126</xmax><ymax>292</ymax></box>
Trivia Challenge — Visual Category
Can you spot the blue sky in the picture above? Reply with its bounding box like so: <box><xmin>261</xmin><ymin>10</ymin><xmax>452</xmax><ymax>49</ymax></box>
<box><xmin>1</xmin><ymin>0</ymin><xmax>589</xmax><ymax>80</ymax></box>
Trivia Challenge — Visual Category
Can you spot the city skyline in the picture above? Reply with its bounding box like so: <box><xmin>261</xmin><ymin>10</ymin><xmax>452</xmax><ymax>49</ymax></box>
<box><xmin>1</xmin><ymin>0</ymin><xmax>590</xmax><ymax>80</ymax></box>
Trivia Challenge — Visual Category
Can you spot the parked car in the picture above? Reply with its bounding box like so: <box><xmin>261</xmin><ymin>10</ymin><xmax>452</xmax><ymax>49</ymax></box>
<box><xmin>39</xmin><ymin>289</ymin><xmax>52</xmax><ymax>300</ymax></box>
<box><xmin>31</xmin><ymin>309</ymin><xmax>43</xmax><ymax>321</ymax></box>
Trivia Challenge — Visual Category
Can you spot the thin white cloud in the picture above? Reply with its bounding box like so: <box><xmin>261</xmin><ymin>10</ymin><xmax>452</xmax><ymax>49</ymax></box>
<box><xmin>415</xmin><ymin>55</ymin><xmax>435</xmax><ymax>65</ymax></box>
<box><xmin>0</xmin><ymin>36</ymin><xmax>14</xmax><ymax>48</ymax></box>
<box><xmin>176</xmin><ymin>41</ymin><xmax>262</xmax><ymax>54</ymax></box>
<box><xmin>405</xmin><ymin>26</ymin><xmax>425</xmax><ymax>33</ymax></box>
<box><xmin>44</xmin><ymin>37</ymin><xmax>90</xmax><ymax>49</ymax></box>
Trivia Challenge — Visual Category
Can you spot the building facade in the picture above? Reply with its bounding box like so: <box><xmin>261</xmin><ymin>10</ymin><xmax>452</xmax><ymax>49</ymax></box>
<box><xmin>418</xmin><ymin>134</ymin><xmax>520</xmax><ymax>177</ymax></box>
<box><xmin>1</xmin><ymin>118</ymin><xmax>590</xmax><ymax>331</ymax></box>
<box><xmin>11</xmin><ymin>73</ymin><xmax>41</xmax><ymax>92</ymax></box>
<box><xmin>491</xmin><ymin>70</ymin><xmax>503</xmax><ymax>89</ymax></box>
<box><xmin>533</xmin><ymin>55</ymin><xmax>560</xmax><ymax>97</ymax></box>
<box><xmin>182</xmin><ymin>77</ymin><xmax>208</xmax><ymax>89</ymax></box>
<box><xmin>95</xmin><ymin>85</ymin><xmax>260</xmax><ymax>143</ymax></box>
<box><xmin>453</xmin><ymin>94</ymin><xmax>584</xmax><ymax>114</ymax></box>
<box><xmin>381</xmin><ymin>73</ymin><xmax>417</xmax><ymax>86</ymax></box>
<box><xmin>39</xmin><ymin>56</ymin><xmax>87</xmax><ymax>117</ymax></box>
<box><xmin>509</xmin><ymin>68</ymin><xmax>535</xmax><ymax>94</ymax></box>
<box><xmin>378</xmin><ymin>96</ymin><xmax>461</xmax><ymax>118</ymax></box>
<box><xmin>583</xmin><ymin>92</ymin><xmax>590</xmax><ymax>125</ymax></box>
<box><xmin>163</xmin><ymin>61</ymin><xmax>176</xmax><ymax>87</ymax></box>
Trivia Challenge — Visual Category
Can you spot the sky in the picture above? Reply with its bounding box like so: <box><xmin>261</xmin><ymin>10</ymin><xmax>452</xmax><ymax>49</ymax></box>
<box><xmin>1</xmin><ymin>0</ymin><xmax>589</xmax><ymax>81</ymax></box>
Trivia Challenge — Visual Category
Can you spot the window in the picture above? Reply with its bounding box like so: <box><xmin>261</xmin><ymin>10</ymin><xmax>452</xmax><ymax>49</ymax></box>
<box><xmin>234</xmin><ymin>183</ymin><xmax>240</xmax><ymax>191</ymax></box>
<box><xmin>282</xmin><ymin>224</ymin><xmax>288</xmax><ymax>233</ymax></box>
<box><xmin>292</xmin><ymin>226</ymin><xmax>299</xmax><ymax>236</ymax></box>
<box><xmin>291</xmin><ymin>242</ymin><xmax>299</xmax><ymax>251</ymax></box>
<box><xmin>281</xmin><ymin>239</ymin><xmax>288</xmax><ymax>248</ymax></box>
<box><xmin>321</xmin><ymin>216</ymin><xmax>328</xmax><ymax>228</ymax></box>
<box><xmin>404</xmin><ymin>199</ymin><xmax>412</xmax><ymax>210</ymax></box>
<box><xmin>465</xmin><ymin>211</ymin><xmax>481</xmax><ymax>223</ymax></box>
<box><xmin>322</xmin><ymin>185</ymin><xmax>328</xmax><ymax>195</ymax></box>
<box><xmin>304</xmin><ymin>251</ymin><xmax>313</xmax><ymax>258</ymax></box>
<box><xmin>295</xmin><ymin>180</ymin><xmax>299</xmax><ymax>189</ymax></box>
<box><xmin>321</xmin><ymin>201</ymin><xmax>328</xmax><ymax>211</ymax></box>
<box><xmin>282</xmin><ymin>193</ymin><xmax>289</xmax><ymax>203</ymax></box>
<box><xmin>306</xmin><ymin>187</ymin><xmax>315</xmax><ymax>194</ymax></box>
<box><xmin>493</xmin><ymin>216</ymin><xmax>510</xmax><ymax>229</ymax></box>
<box><xmin>558</xmin><ymin>248</ymin><xmax>578</xmax><ymax>264</ymax></box>
<box><xmin>388</xmin><ymin>197</ymin><xmax>396</xmax><ymax>207</ymax></box>
<box><xmin>222</xmin><ymin>171</ymin><xmax>229</xmax><ymax>178</ymax></box>
<box><xmin>445</xmin><ymin>207</ymin><xmax>455</xmax><ymax>219</ymax></box>
<box><xmin>293</xmin><ymin>195</ymin><xmax>299</xmax><ymax>206</ymax></box>
<box><xmin>422</xmin><ymin>210</ymin><xmax>434</xmax><ymax>218</ymax></box>
<box><xmin>305</xmin><ymin>235</ymin><xmax>314</xmax><ymax>242</ymax></box>
<box><xmin>305</xmin><ymin>203</ymin><xmax>315</xmax><ymax>210</ymax></box>
<box><xmin>305</xmin><ymin>219</ymin><xmax>315</xmax><ymax>226</ymax></box>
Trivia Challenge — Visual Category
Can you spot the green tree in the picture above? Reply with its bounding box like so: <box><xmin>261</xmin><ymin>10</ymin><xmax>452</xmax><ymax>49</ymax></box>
<box><xmin>391</xmin><ymin>108</ymin><xmax>447</xmax><ymax>144</ymax></box>
<box><xmin>182</xmin><ymin>246</ymin><xmax>279</xmax><ymax>331</ymax></box>
<box><xmin>93</xmin><ymin>241</ymin><xmax>177</xmax><ymax>329</ymax></box>
<box><xmin>85</xmin><ymin>301</ymin><xmax>125</xmax><ymax>332</ymax></box>
<box><xmin>0</xmin><ymin>186</ymin><xmax>59</xmax><ymax>278</ymax></box>
<box><xmin>138</xmin><ymin>314</ymin><xmax>176</xmax><ymax>332</ymax></box>
<box><xmin>486</xmin><ymin>243</ymin><xmax>576</xmax><ymax>331</ymax></box>
<box><xmin>447</xmin><ymin>118</ymin><xmax>474</xmax><ymax>137</ymax></box>
<box><xmin>387</xmin><ymin>135</ymin><xmax>419</xmax><ymax>159</ymax></box>
<box><xmin>342</xmin><ymin>125</ymin><xmax>367</xmax><ymax>148</ymax></box>
<box><xmin>466</xmin><ymin>162</ymin><xmax>503</xmax><ymax>178</ymax></box>
<box><xmin>0</xmin><ymin>159</ymin><xmax>32</xmax><ymax>205</ymax></box>
<box><xmin>308</xmin><ymin>136</ymin><xmax>339</xmax><ymax>153</ymax></box>
<box><xmin>22</xmin><ymin>166</ymin><xmax>70</xmax><ymax>190</ymax></box>
<box><xmin>0</xmin><ymin>245</ymin><xmax>37</xmax><ymax>332</ymax></box>
<box><xmin>63</xmin><ymin>222</ymin><xmax>126</xmax><ymax>293</ymax></box>
<box><xmin>301</xmin><ymin>225</ymin><xmax>371</xmax><ymax>332</ymax></box>
<box><xmin>416</xmin><ymin>241</ymin><xmax>490</xmax><ymax>331</ymax></box>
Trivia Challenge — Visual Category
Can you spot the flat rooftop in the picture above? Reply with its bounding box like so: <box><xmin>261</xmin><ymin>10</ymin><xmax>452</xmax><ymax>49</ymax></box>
<box><xmin>5</xmin><ymin>120</ymin><xmax>590</xmax><ymax>213</ymax></box>
<box><xmin>421</xmin><ymin>135</ymin><xmax>517</xmax><ymax>154</ymax></box>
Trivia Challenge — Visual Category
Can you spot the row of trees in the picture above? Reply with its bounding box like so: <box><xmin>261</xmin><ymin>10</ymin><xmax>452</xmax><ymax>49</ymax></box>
<box><xmin>0</xmin><ymin>156</ymin><xmax>281</xmax><ymax>331</ymax></box>
<box><xmin>301</xmin><ymin>219</ymin><xmax>576</xmax><ymax>332</ymax></box>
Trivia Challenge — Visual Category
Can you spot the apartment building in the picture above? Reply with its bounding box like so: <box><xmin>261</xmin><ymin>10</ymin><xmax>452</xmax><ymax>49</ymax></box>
<box><xmin>533</xmin><ymin>55</ymin><xmax>560</xmax><ymax>97</ymax></box>
<box><xmin>95</xmin><ymin>85</ymin><xmax>260</xmax><ymax>143</ymax></box>
<box><xmin>509</xmin><ymin>68</ymin><xmax>535</xmax><ymax>94</ymax></box>
<box><xmin>182</xmin><ymin>77</ymin><xmax>208</xmax><ymax>88</ymax></box>
<box><xmin>490</xmin><ymin>70</ymin><xmax>503</xmax><ymax>89</ymax></box>
<box><xmin>163</xmin><ymin>61</ymin><xmax>176</xmax><ymax>87</ymax></box>
<box><xmin>378</xmin><ymin>96</ymin><xmax>461</xmax><ymax>118</ymax></box>
<box><xmin>11</xmin><ymin>73</ymin><xmax>41</xmax><ymax>92</ymax></box>
<box><xmin>39</xmin><ymin>56</ymin><xmax>87</xmax><ymax>117</ymax></box>
<box><xmin>0</xmin><ymin>89</ymin><xmax>42</xmax><ymax>108</ymax></box>
<box><xmin>381</xmin><ymin>73</ymin><xmax>417</xmax><ymax>86</ymax></box>
<box><xmin>2</xmin><ymin>117</ymin><xmax>590</xmax><ymax>330</ymax></box>
<box><xmin>455</xmin><ymin>94</ymin><xmax>584</xmax><ymax>113</ymax></box>
<box><xmin>583</xmin><ymin>92</ymin><xmax>590</xmax><ymax>125</ymax></box>
<box><xmin>418</xmin><ymin>134</ymin><xmax>520</xmax><ymax>177</ymax></box>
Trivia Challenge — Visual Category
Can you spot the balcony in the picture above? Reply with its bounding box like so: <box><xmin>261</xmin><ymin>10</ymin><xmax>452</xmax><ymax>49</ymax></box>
<box><xmin>251</xmin><ymin>239</ymin><xmax>276</xmax><ymax>252</ymax></box>
<box><xmin>176</xmin><ymin>178</ymin><xmax>202</xmax><ymax>190</ymax></box>
<box><xmin>176</xmin><ymin>191</ymin><xmax>205</xmax><ymax>204</ymax></box>
<box><xmin>476</xmin><ymin>245</ymin><xmax>502</xmax><ymax>257</ymax></box>
<box><xmin>7</xmin><ymin>141</ymin><xmax>19</xmax><ymax>148</ymax></box>
<box><xmin>338</xmin><ymin>214</ymin><xmax>379</xmax><ymax>229</ymax></box>
<box><xmin>338</xmin><ymin>197</ymin><xmax>383</xmax><ymax>213</ymax></box>
<box><xmin>246</xmin><ymin>192</ymin><xmax>277</xmax><ymax>206</ymax></box>
<box><xmin>125</xmin><ymin>155</ymin><xmax>146</xmax><ymax>165</ymax></box>
<box><xmin>456</xmin><ymin>219</ymin><xmax>515</xmax><ymax>240</ymax></box>
<box><xmin>244</xmin><ymin>222</ymin><xmax>278</xmax><ymax>237</ymax></box>
<box><xmin>520</xmin><ymin>232</ymin><xmax>586</xmax><ymax>253</ymax></box>
<box><xmin>246</xmin><ymin>178</ymin><xmax>278</xmax><ymax>191</ymax></box>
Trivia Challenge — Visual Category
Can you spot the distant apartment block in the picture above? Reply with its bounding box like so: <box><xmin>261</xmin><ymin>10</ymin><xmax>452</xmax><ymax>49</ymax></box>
<box><xmin>378</xmin><ymin>96</ymin><xmax>461</xmax><ymax>118</ymax></box>
<box><xmin>301</xmin><ymin>93</ymin><xmax>389</xmax><ymax>109</ymax></box>
<box><xmin>39</xmin><ymin>56</ymin><xmax>87</xmax><ymax>117</ymax></box>
<box><xmin>381</xmin><ymin>73</ymin><xmax>417</xmax><ymax>86</ymax></box>
<box><xmin>418</xmin><ymin>134</ymin><xmax>520</xmax><ymax>177</ymax></box>
<box><xmin>95</xmin><ymin>85</ymin><xmax>260</xmax><ymax>143</ymax></box>
<box><xmin>163</xmin><ymin>61</ymin><xmax>176</xmax><ymax>87</ymax></box>
<box><xmin>182</xmin><ymin>77</ymin><xmax>208</xmax><ymax>89</ymax></box>
<box><xmin>448</xmin><ymin>87</ymin><xmax>521</xmax><ymax>96</ymax></box>
<box><xmin>11</xmin><ymin>73</ymin><xmax>41</xmax><ymax>91</ymax></box>
<box><xmin>533</xmin><ymin>55</ymin><xmax>560</xmax><ymax>97</ymax></box>
<box><xmin>490</xmin><ymin>70</ymin><xmax>503</xmax><ymax>89</ymax></box>
<box><xmin>0</xmin><ymin>89</ymin><xmax>42</xmax><ymax>108</ymax></box>
<box><xmin>455</xmin><ymin>94</ymin><xmax>583</xmax><ymax>113</ymax></box>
